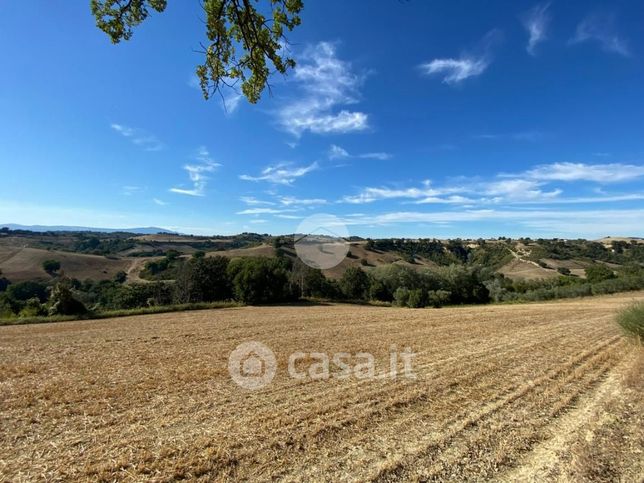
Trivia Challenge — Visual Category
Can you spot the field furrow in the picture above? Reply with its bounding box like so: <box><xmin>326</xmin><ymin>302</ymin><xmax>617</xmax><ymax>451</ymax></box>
<box><xmin>0</xmin><ymin>292</ymin><xmax>641</xmax><ymax>482</ymax></box>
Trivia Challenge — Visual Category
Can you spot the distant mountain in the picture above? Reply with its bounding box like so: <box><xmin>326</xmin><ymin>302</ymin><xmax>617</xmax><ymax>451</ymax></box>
<box><xmin>0</xmin><ymin>224</ymin><xmax>176</xmax><ymax>235</ymax></box>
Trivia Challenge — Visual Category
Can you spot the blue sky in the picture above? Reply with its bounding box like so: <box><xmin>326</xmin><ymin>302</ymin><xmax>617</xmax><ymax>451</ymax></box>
<box><xmin>1</xmin><ymin>1</ymin><xmax>643</xmax><ymax>238</ymax></box>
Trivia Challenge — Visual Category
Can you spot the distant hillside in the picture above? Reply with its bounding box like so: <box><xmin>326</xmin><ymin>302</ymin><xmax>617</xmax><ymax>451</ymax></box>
<box><xmin>0</xmin><ymin>228</ymin><xmax>642</xmax><ymax>284</ymax></box>
<box><xmin>1</xmin><ymin>224</ymin><xmax>176</xmax><ymax>235</ymax></box>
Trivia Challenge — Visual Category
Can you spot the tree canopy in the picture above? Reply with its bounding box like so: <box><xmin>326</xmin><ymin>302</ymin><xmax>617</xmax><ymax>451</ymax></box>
<box><xmin>91</xmin><ymin>0</ymin><xmax>304</xmax><ymax>104</ymax></box>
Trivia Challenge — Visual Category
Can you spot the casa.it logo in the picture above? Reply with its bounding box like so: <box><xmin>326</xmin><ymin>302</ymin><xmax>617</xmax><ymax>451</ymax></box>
<box><xmin>228</xmin><ymin>341</ymin><xmax>277</xmax><ymax>390</ymax></box>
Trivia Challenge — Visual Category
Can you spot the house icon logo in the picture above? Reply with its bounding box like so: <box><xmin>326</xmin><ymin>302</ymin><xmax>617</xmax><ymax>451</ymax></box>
<box><xmin>294</xmin><ymin>214</ymin><xmax>350</xmax><ymax>269</ymax></box>
<box><xmin>228</xmin><ymin>341</ymin><xmax>277</xmax><ymax>390</ymax></box>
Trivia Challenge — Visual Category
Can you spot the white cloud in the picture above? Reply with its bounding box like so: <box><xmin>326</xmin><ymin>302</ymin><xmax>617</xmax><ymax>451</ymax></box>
<box><xmin>239</xmin><ymin>162</ymin><xmax>318</xmax><ymax>185</ymax></box>
<box><xmin>240</xmin><ymin>196</ymin><xmax>275</xmax><ymax>206</ymax></box>
<box><xmin>337</xmin><ymin>209</ymin><xmax>644</xmax><ymax>237</ymax></box>
<box><xmin>328</xmin><ymin>144</ymin><xmax>350</xmax><ymax>159</ymax></box>
<box><xmin>277</xmin><ymin>42</ymin><xmax>368</xmax><ymax>136</ymax></box>
<box><xmin>328</xmin><ymin>144</ymin><xmax>392</xmax><ymax>161</ymax></box>
<box><xmin>522</xmin><ymin>3</ymin><xmax>551</xmax><ymax>55</ymax></box>
<box><xmin>153</xmin><ymin>198</ymin><xmax>168</xmax><ymax>206</ymax></box>
<box><xmin>170</xmin><ymin>146</ymin><xmax>221</xmax><ymax>197</ymax></box>
<box><xmin>278</xmin><ymin>196</ymin><xmax>328</xmax><ymax>207</ymax></box>
<box><xmin>521</xmin><ymin>162</ymin><xmax>644</xmax><ymax>183</ymax></box>
<box><xmin>236</xmin><ymin>207</ymin><xmax>295</xmax><ymax>215</ymax></box>
<box><xmin>110</xmin><ymin>123</ymin><xmax>163</xmax><ymax>151</ymax></box>
<box><xmin>342</xmin><ymin>181</ymin><xmax>463</xmax><ymax>204</ymax></box>
<box><xmin>121</xmin><ymin>185</ymin><xmax>142</xmax><ymax>196</ymax></box>
<box><xmin>420</xmin><ymin>58</ymin><xmax>489</xmax><ymax>84</ymax></box>
<box><xmin>483</xmin><ymin>179</ymin><xmax>561</xmax><ymax>201</ymax></box>
<box><xmin>570</xmin><ymin>12</ymin><xmax>630</xmax><ymax>56</ymax></box>
<box><xmin>420</xmin><ymin>30</ymin><xmax>501</xmax><ymax>84</ymax></box>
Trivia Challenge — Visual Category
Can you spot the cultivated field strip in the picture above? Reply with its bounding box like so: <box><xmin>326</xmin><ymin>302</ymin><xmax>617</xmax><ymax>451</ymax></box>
<box><xmin>0</xmin><ymin>292</ymin><xmax>641</xmax><ymax>481</ymax></box>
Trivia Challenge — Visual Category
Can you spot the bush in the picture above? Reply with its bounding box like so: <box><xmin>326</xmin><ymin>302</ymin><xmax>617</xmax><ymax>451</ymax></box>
<box><xmin>406</xmin><ymin>289</ymin><xmax>427</xmax><ymax>308</ymax></box>
<box><xmin>616</xmin><ymin>302</ymin><xmax>644</xmax><ymax>343</ymax></box>
<box><xmin>339</xmin><ymin>267</ymin><xmax>371</xmax><ymax>300</ymax></box>
<box><xmin>7</xmin><ymin>281</ymin><xmax>48</xmax><ymax>303</ymax></box>
<box><xmin>48</xmin><ymin>280</ymin><xmax>87</xmax><ymax>316</ymax></box>
<box><xmin>227</xmin><ymin>257</ymin><xmax>294</xmax><ymax>304</ymax></box>
<box><xmin>427</xmin><ymin>290</ymin><xmax>451</xmax><ymax>308</ymax></box>
<box><xmin>585</xmin><ymin>264</ymin><xmax>615</xmax><ymax>283</ymax></box>
<box><xmin>19</xmin><ymin>298</ymin><xmax>46</xmax><ymax>317</ymax></box>
<box><xmin>557</xmin><ymin>267</ymin><xmax>571</xmax><ymax>276</ymax></box>
<box><xmin>42</xmin><ymin>259</ymin><xmax>61</xmax><ymax>274</ymax></box>
<box><xmin>393</xmin><ymin>287</ymin><xmax>410</xmax><ymax>307</ymax></box>
<box><xmin>174</xmin><ymin>256</ymin><xmax>231</xmax><ymax>303</ymax></box>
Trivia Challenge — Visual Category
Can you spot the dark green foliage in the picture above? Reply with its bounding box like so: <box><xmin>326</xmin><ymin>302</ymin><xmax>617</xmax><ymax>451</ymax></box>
<box><xmin>175</xmin><ymin>256</ymin><xmax>231</xmax><ymax>303</ymax></box>
<box><xmin>427</xmin><ymin>290</ymin><xmax>451</xmax><ymax>308</ymax></box>
<box><xmin>616</xmin><ymin>302</ymin><xmax>644</xmax><ymax>342</ymax></box>
<box><xmin>557</xmin><ymin>267</ymin><xmax>571</xmax><ymax>276</ymax></box>
<box><xmin>290</xmin><ymin>261</ymin><xmax>335</xmax><ymax>298</ymax></box>
<box><xmin>19</xmin><ymin>298</ymin><xmax>47</xmax><ymax>317</ymax></box>
<box><xmin>48</xmin><ymin>280</ymin><xmax>87</xmax><ymax>316</ymax></box>
<box><xmin>7</xmin><ymin>281</ymin><xmax>48</xmax><ymax>303</ymax></box>
<box><xmin>227</xmin><ymin>257</ymin><xmax>294</xmax><ymax>304</ymax></box>
<box><xmin>42</xmin><ymin>259</ymin><xmax>61</xmax><ymax>274</ymax></box>
<box><xmin>91</xmin><ymin>0</ymin><xmax>303</xmax><ymax>104</ymax></box>
<box><xmin>406</xmin><ymin>289</ymin><xmax>428</xmax><ymax>308</ymax></box>
<box><xmin>113</xmin><ymin>271</ymin><xmax>127</xmax><ymax>283</ymax></box>
<box><xmin>339</xmin><ymin>267</ymin><xmax>371</xmax><ymax>300</ymax></box>
<box><xmin>0</xmin><ymin>275</ymin><xmax>10</xmax><ymax>292</ymax></box>
<box><xmin>585</xmin><ymin>264</ymin><xmax>616</xmax><ymax>283</ymax></box>
<box><xmin>393</xmin><ymin>287</ymin><xmax>410</xmax><ymax>307</ymax></box>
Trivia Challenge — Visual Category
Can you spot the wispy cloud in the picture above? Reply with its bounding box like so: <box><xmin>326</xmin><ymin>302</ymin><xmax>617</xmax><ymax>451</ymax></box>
<box><xmin>483</xmin><ymin>179</ymin><xmax>561</xmax><ymax>202</ymax></box>
<box><xmin>570</xmin><ymin>12</ymin><xmax>630</xmax><ymax>57</ymax></box>
<box><xmin>239</xmin><ymin>196</ymin><xmax>276</xmax><ymax>206</ymax></box>
<box><xmin>170</xmin><ymin>146</ymin><xmax>221</xmax><ymax>197</ymax></box>
<box><xmin>474</xmin><ymin>130</ymin><xmax>544</xmax><ymax>142</ymax></box>
<box><xmin>519</xmin><ymin>162</ymin><xmax>644</xmax><ymax>183</ymax></box>
<box><xmin>153</xmin><ymin>198</ymin><xmax>168</xmax><ymax>206</ymax></box>
<box><xmin>277</xmin><ymin>42</ymin><xmax>368</xmax><ymax>136</ymax></box>
<box><xmin>239</xmin><ymin>162</ymin><xmax>318</xmax><ymax>185</ymax></box>
<box><xmin>110</xmin><ymin>123</ymin><xmax>164</xmax><ymax>151</ymax></box>
<box><xmin>337</xmin><ymin>208</ymin><xmax>644</xmax><ymax>237</ymax></box>
<box><xmin>419</xmin><ymin>30</ymin><xmax>501</xmax><ymax>84</ymax></box>
<box><xmin>236</xmin><ymin>207</ymin><xmax>295</xmax><ymax>215</ymax></box>
<box><xmin>328</xmin><ymin>144</ymin><xmax>392</xmax><ymax>161</ymax></box>
<box><xmin>121</xmin><ymin>185</ymin><xmax>143</xmax><ymax>196</ymax></box>
<box><xmin>522</xmin><ymin>3</ymin><xmax>551</xmax><ymax>56</ymax></box>
<box><xmin>341</xmin><ymin>162</ymin><xmax>644</xmax><ymax>207</ymax></box>
<box><xmin>342</xmin><ymin>180</ymin><xmax>465</xmax><ymax>204</ymax></box>
<box><xmin>277</xmin><ymin>196</ymin><xmax>328</xmax><ymax>207</ymax></box>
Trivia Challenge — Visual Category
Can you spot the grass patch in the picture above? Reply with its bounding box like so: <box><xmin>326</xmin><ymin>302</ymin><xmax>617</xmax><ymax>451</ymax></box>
<box><xmin>0</xmin><ymin>301</ymin><xmax>241</xmax><ymax>326</ymax></box>
<box><xmin>616</xmin><ymin>302</ymin><xmax>644</xmax><ymax>343</ymax></box>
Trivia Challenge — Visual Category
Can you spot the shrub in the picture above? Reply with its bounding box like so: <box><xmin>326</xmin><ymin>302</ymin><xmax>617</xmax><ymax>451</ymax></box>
<box><xmin>585</xmin><ymin>264</ymin><xmax>615</xmax><ymax>283</ymax></box>
<box><xmin>616</xmin><ymin>302</ymin><xmax>644</xmax><ymax>343</ymax></box>
<box><xmin>339</xmin><ymin>267</ymin><xmax>371</xmax><ymax>300</ymax></box>
<box><xmin>227</xmin><ymin>257</ymin><xmax>293</xmax><ymax>304</ymax></box>
<box><xmin>42</xmin><ymin>259</ymin><xmax>61</xmax><ymax>274</ymax></box>
<box><xmin>48</xmin><ymin>281</ymin><xmax>87</xmax><ymax>316</ymax></box>
<box><xmin>113</xmin><ymin>271</ymin><xmax>127</xmax><ymax>283</ymax></box>
<box><xmin>175</xmin><ymin>256</ymin><xmax>231</xmax><ymax>303</ymax></box>
<box><xmin>393</xmin><ymin>287</ymin><xmax>410</xmax><ymax>307</ymax></box>
<box><xmin>20</xmin><ymin>298</ymin><xmax>46</xmax><ymax>317</ymax></box>
<box><xmin>406</xmin><ymin>289</ymin><xmax>428</xmax><ymax>308</ymax></box>
<box><xmin>427</xmin><ymin>290</ymin><xmax>451</xmax><ymax>308</ymax></box>
<box><xmin>557</xmin><ymin>267</ymin><xmax>571</xmax><ymax>276</ymax></box>
<box><xmin>7</xmin><ymin>281</ymin><xmax>48</xmax><ymax>303</ymax></box>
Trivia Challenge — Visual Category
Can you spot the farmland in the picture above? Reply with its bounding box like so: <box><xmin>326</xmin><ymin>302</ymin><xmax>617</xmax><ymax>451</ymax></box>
<box><xmin>1</xmin><ymin>292</ymin><xmax>642</xmax><ymax>481</ymax></box>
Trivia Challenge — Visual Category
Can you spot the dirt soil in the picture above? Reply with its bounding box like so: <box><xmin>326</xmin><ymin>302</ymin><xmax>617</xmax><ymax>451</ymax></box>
<box><xmin>1</xmin><ymin>292</ymin><xmax>642</xmax><ymax>481</ymax></box>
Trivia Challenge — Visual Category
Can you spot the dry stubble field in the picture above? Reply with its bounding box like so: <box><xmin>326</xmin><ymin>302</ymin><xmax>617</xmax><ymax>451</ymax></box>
<box><xmin>1</xmin><ymin>293</ymin><xmax>643</xmax><ymax>482</ymax></box>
